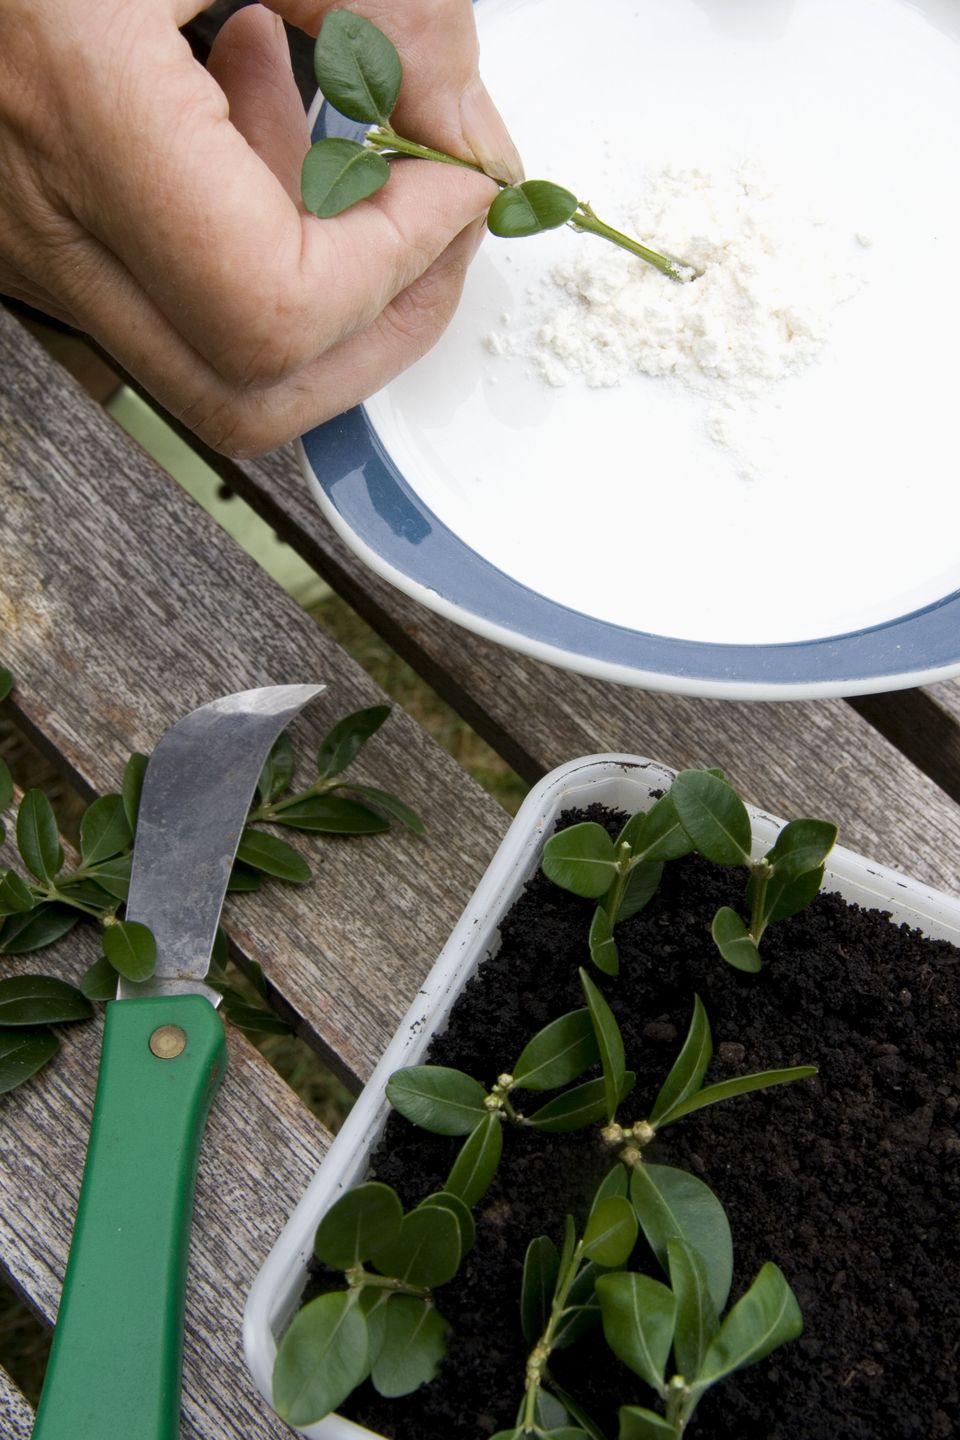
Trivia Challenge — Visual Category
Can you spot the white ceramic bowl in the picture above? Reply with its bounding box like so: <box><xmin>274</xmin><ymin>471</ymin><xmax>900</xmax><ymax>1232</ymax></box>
<box><xmin>244</xmin><ymin>754</ymin><xmax>960</xmax><ymax>1437</ymax></box>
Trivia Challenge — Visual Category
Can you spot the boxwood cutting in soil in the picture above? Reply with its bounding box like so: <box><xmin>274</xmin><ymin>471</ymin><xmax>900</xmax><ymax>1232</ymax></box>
<box><xmin>318</xmin><ymin>804</ymin><xmax>959</xmax><ymax>1440</ymax></box>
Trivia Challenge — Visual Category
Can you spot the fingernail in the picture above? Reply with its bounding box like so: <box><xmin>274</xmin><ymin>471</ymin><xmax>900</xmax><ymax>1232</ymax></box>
<box><xmin>459</xmin><ymin>78</ymin><xmax>525</xmax><ymax>186</ymax></box>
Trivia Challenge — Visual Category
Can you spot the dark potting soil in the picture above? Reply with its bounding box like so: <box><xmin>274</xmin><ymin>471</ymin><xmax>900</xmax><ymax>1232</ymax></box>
<box><xmin>338</xmin><ymin>805</ymin><xmax>960</xmax><ymax>1440</ymax></box>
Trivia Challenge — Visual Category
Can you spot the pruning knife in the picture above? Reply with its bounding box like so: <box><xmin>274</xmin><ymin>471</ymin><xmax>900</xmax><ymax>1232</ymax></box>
<box><xmin>31</xmin><ymin>684</ymin><xmax>324</xmax><ymax>1440</ymax></box>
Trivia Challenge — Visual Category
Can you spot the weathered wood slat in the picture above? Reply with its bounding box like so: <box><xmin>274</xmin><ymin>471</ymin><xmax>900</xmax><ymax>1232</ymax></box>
<box><xmin>0</xmin><ymin>907</ymin><xmax>329</xmax><ymax>1439</ymax></box>
<box><xmin>0</xmin><ymin>1365</ymin><xmax>34</xmax><ymax>1440</ymax></box>
<box><xmin>186</xmin><ymin>441</ymin><xmax>960</xmax><ymax>895</ymax></box>
<box><xmin>850</xmin><ymin>680</ymin><xmax>960</xmax><ymax>808</ymax></box>
<box><xmin>0</xmin><ymin>305</ymin><xmax>511</xmax><ymax>1089</ymax></box>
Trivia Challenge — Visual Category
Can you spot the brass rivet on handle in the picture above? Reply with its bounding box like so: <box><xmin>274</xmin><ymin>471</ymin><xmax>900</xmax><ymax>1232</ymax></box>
<box><xmin>150</xmin><ymin>1025</ymin><xmax>187</xmax><ymax>1060</ymax></box>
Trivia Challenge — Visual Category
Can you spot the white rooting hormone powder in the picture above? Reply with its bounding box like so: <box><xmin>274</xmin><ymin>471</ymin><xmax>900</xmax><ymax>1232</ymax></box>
<box><xmin>485</xmin><ymin>163</ymin><xmax>869</xmax><ymax>478</ymax></box>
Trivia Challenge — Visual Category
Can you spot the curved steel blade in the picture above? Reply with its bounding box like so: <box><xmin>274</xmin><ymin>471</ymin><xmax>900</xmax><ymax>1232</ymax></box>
<box><xmin>118</xmin><ymin>684</ymin><xmax>324</xmax><ymax>1001</ymax></box>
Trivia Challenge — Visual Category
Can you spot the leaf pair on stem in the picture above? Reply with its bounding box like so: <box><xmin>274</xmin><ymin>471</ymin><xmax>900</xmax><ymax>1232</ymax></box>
<box><xmin>303</xmin><ymin>12</ymin><xmax>693</xmax><ymax>281</ymax></box>
<box><xmin>273</xmin><ymin>1179</ymin><xmax>472</xmax><ymax>1426</ymax></box>
<box><xmin>543</xmin><ymin>769</ymin><xmax>837</xmax><ymax>975</ymax></box>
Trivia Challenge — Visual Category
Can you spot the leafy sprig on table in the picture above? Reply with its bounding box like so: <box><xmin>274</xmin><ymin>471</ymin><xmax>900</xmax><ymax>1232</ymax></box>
<box><xmin>0</xmin><ymin>680</ymin><xmax>421</xmax><ymax>1093</ymax></box>
<box><xmin>303</xmin><ymin>12</ymin><xmax>695</xmax><ymax>281</ymax></box>
<box><xmin>543</xmin><ymin>769</ymin><xmax>838</xmax><ymax>975</ymax></box>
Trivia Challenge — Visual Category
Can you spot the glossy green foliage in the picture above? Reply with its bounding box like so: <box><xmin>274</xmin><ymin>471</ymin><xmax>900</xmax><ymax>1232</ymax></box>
<box><xmin>0</xmin><ymin>1026</ymin><xmax>59</xmax><ymax>1094</ymax></box>
<box><xmin>273</xmin><ymin>1290</ymin><xmax>369</xmax><ymax>1426</ymax></box>
<box><xmin>102</xmin><ymin>919</ymin><xmax>156</xmax><ymax>983</ymax></box>
<box><xmin>487</xmin><ymin>181</ymin><xmax>579</xmax><ymax>236</ymax></box>
<box><xmin>513</xmin><ymin>1008</ymin><xmax>600</xmax><ymax>1091</ymax></box>
<box><xmin>302</xmin><ymin>138</ymin><xmax>391</xmax><ymax>218</ymax></box>
<box><xmin>445</xmin><ymin>1112</ymin><xmax>503</xmax><ymax>1205</ymax></box>
<box><xmin>526</xmin><ymin>1072</ymin><xmax>636</xmax><ymax>1133</ymax></box>
<box><xmin>630</xmin><ymin>1162</ymin><xmax>733</xmax><ymax>1315</ymax></box>
<box><xmin>543</xmin><ymin>768</ymin><xmax>837</xmax><ymax>975</ymax></box>
<box><xmin>0</xmin><ymin>975</ymin><xmax>91</xmax><ymax>1027</ymax></box>
<box><xmin>580</xmin><ymin>968</ymin><xmax>625</xmax><ymax>1124</ymax></box>
<box><xmin>386</xmin><ymin>1064</ymin><xmax>489</xmax><ymax>1135</ymax></box>
<box><xmin>274</xmin><ymin>1175</ymin><xmax>466</xmax><ymax>1425</ymax></box>
<box><xmin>0</xmin><ymin>695</ymin><xmax>422</xmax><ymax>1085</ymax></box>
<box><xmin>669</xmin><ymin>770</ymin><xmax>752</xmax><ymax>867</ymax></box>
<box><xmin>313</xmin><ymin>10</ymin><xmax>402</xmax><ymax>124</ymax></box>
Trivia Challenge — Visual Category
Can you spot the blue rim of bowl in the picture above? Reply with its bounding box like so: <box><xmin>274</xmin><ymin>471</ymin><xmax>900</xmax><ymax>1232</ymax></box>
<box><xmin>301</xmin><ymin>103</ymin><xmax>960</xmax><ymax>700</ymax></box>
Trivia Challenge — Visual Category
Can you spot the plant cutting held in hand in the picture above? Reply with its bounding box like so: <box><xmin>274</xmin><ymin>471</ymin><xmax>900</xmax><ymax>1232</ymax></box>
<box><xmin>303</xmin><ymin>12</ymin><xmax>695</xmax><ymax>282</ymax></box>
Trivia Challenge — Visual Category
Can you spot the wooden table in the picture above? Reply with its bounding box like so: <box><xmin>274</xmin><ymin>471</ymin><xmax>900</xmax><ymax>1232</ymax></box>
<box><xmin>2</xmin><ymin>8</ymin><xmax>960</xmax><ymax>1436</ymax></box>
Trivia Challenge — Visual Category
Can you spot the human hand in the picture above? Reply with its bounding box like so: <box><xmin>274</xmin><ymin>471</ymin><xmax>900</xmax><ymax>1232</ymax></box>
<box><xmin>0</xmin><ymin>1</ymin><xmax>522</xmax><ymax>455</ymax></box>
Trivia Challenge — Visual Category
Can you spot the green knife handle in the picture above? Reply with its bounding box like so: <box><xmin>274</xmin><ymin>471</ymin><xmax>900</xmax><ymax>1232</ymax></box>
<box><xmin>32</xmin><ymin>994</ymin><xmax>227</xmax><ymax>1440</ymax></box>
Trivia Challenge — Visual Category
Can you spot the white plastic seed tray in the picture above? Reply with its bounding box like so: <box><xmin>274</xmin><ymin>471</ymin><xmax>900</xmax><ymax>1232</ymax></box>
<box><xmin>244</xmin><ymin>754</ymin><xmax>960</xmax><ymax>1438</ymax></box>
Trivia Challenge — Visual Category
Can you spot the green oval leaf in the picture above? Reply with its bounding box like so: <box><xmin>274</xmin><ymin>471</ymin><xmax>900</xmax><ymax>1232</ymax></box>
<box><xmin>83</xmin><ymin>853</ymin><xmax>132</xmax><ymax>902</ymax></box>
<box><xmin>487</xmin><ymin>181</ymin><xmax>579</xmax><ymax>237</ymax></box>
<box><xmin>302</xmin><ymin>138</ymin><xmax>391</xmax><ymax>218</ymax></box>
<box><xmin>317</xmin><ymin>704</ymin><xmax>391</xmax><ymax>779</ymax></box>
<box><xmin>694</xmin><ymin>1262</ymin><xmax>803</xmax><ymax>1388</ymax></box>
<box><xmin>580</xmin><ymin>969</ymin><xmax>625</xmax><ymax>1125</ymax></box>
<box><xmin>272</xmin><ymin>1290</ymin><xmax>368</xmax><ymax>1426</ymax></box>
<box><xmin>671</xmin><ymin>771</ymin><xmax>752</xmax><ymax>867</ymax></box>
<box><xmin>664</xmin><ymin>1065</ymin><xmax>817</xmax><ymax>1125</ymax></box>
<box><xmin>315</xmin><ymin>1181</ymin><xmax>403</xmax><ymax>1269</ymax></box>
<box><xmin>0</xmin><ymin>905</ymin><xmax>78</xmax><ymax>955</ymax></box>
<box><xmin>542</xmin><ymin>823</ymin><xmax>617</xmax><ymax>899</ymax></box>
<box><xmin>258</xmin><ymin>732</ymin><xmax>295</xmax><ymax>806</ymax></box>
<box><xmin>767</xmin><ymin>818</ymin><xmax>837</xmax><ymax>878</ymax></box>
<box><xmin>235</xmin><ymin>827</ymin><xmax>311</xmax><ymax>883</ymax></box>
<box><xmin>0</xmin><ymin>975</ymin><xmax>93</xmax><ymax>1027</ymax></box>
<box><xmin>618</xmin><ymin>859</ymin><xmax>664</xmax><ymax>922</ymax></box>
<box><xmin>218</xmin><ymin>999</ymin><xmax>294</xmax><ymax>1038</ymax></box>
<box><xmin>370</xmin><ymin>1295</ymin><xmax>449</xmax><ymax>1398</ymax></box>
<box><xmin>80</xmin><ymin>955</ymin><xmax>120</xmax><ymax>1002</ymax></box>
<box><xmin>617</xmin><ymin>793</ymin><xmax>696</xmax><ymax>864</ymax></box>
<box><xmin>596</xmin><ymin>1271</ymin><xmax>677</xmax><ymax>1391</ymax></box>
<box><xmin>270</xmin><ymin>793</ymin><xmax>390</xmax><ymax>834</ymax></box>
<box><xmin>760</xmin><ymin>866</ymin><xmax>825</xmax><ymax>925</ymax></box>
<box><xmin>418</xmin><ymin>1191</ymin><xmax>475</xmax><ymax>1260</ymax></box>
<box><xmin>618</xmin><ymin>1407</ymin><xmax>677</xmax><ymax>1439</ymax></box>
<box><xmin>711</xmin><ymin>907</ymin><xmax>762</xmax><ymax>973</ymax></box>
<box><xmin>314</xmin><ymin>11</ymin><xmax>402</xmax><ymax>124</ymax></box>
<box><xmin>79</xmin><ymin>794</ymin><xmax>132</xmax><ymax>867</ymax></box>
<box><xmin>227</xmin><ymin>864</ymin><xmax>260</xmax><ymax>893</ymax></box>
<box><xmin>512</xmin><ymin>1009</ymin><xmax>600</xmax><ymax>1092</ymax></box>
<box><xmin>101</xmin><ymin>919</ymin><xmax>156</xmax><ymax>982</ymax></box>
<box><xmin>341</xmin><ymin>783</ymin><xmax>424</xmax><ymax>835</ymax></box>
<box><xmin>521</xmin><ymin>1235</ymin><xmax>560</xmax><ymax>1344</ymax></box>
<box><xmin>650</xmin><ymin>995</ymin><xmax>713</xmax><ymax>1127</ymax></box>
<box><xmin>588</xmin><ymin>906</ymin><xmax>618</xmax><ymax>976</ymax></box>
<box><xmin>582</xmin><ymin>1194</ymin><xmax>638</xmax><ymax>1267</ymax></box>
<box><xmin>0</xmin><ymin>870</ymin><xmax>35</xmax><ymax>916</ymax></box>
<box><xmin>445</xmin><ymin>1112</ymin><xmax>503</xmax><ymax>1205</ymax></box>
<box><xmin>386</xmin><ymin>1065</ymin><xmax>488</xmax><ymax>1136</ymax></box>
<box><xmin>121</xmin><ymin>753</ymin><xmax>148</xmax><ymax>831</ymax></box>
<box><xmin>667</xmin><ymin>1237</ymin><xmax>719</xmax><ymax>1382</ymax></box>
<box><xmin>630</xmin><ymin>1162</ymin><xmax>733</xmax><ymax>1313</ymax></box>
<box><xmin>16</xmin><ymin>790</ymin><xmax>62</xmax><ymax>882</ymax></box>
<box><xmin>526</xmin><ymin>1072</ymin><xmax>635</xmax><ymax>1134</ymax></box>
<box><xmin>370</xmin><ymin>1204</ymin><xmax>461</xmax><ymax>1288</ymax></box>
<box><xmin>0</xmin><ymin>1025</ymin><xmax>59</xmax><ymax>1094</ymax></box>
